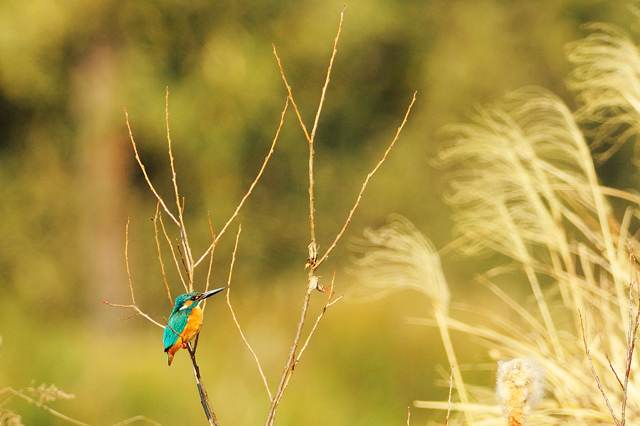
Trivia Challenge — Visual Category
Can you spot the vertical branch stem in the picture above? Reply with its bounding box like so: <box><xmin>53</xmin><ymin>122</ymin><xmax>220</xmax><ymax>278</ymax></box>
<box><xmin>186</xmin><ymin>343</ymin><xmax>218</xmax><ymax>426</ymax></box>
<box><xmin>265</xmin><ymin>277</ymin><xmax>315</xmax><ymax>426</ymax></box>
<box><xmin>265</xmin><ymin>8</ymin><xmax>414</xmax><ymax>425</ymax></box>
<box><xmin>165</xmin><ymin>87</ymin><xmax>194</xmax><ymax>286</ymax></box>
<box><xmin>307</xmin><ymin>5</ymin><xmax>346</xmax><ymax>247</ymax></box>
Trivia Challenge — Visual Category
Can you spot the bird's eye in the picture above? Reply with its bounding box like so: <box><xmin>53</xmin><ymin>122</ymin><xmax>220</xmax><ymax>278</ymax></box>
<box><xmin>191</xmin><ymin>296</ymin><xmax>197</xmax><ymax>300</ymax></box>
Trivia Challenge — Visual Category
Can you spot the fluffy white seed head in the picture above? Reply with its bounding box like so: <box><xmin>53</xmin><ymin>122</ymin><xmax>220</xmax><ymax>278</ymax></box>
<box><xmin>496</xmin><ymin>358</ymin><xmax>544</xmax><ymax>426</ymax></box>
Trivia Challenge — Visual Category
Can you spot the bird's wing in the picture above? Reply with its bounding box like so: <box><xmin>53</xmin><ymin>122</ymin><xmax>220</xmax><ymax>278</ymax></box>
<box><xmin>163</xmin><ymin>312</ymin><xmax>188</xmax><ymax>351</ymax></box>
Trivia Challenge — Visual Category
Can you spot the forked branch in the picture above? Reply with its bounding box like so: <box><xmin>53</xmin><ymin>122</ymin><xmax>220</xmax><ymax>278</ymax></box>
<box><xmin>316</xmin><ymin>90</ymin><xmax>417</xmax><ymax>268</ymax></box>
<box><xmin>109</xmin><ymin>85</ymin><xmax>287</xmax><ymax>424</ymax></box>
<box><xmin>102</xmin><ymin>219</ymin><xmax>164</xmax><ymax>329</ymax></box>
<box><xmin>580</xmin><ymin>246</ymin><xmax>640</xmax><ymax>426</ymax></box>
<box><xmin>265</xmin><ymin>6</ymin><xmax>416</xmax><ymax>425</ymax></box>
<box><xmin>195</xmin><ymin>98</ymin><xmax>289</xmax><ymax>269</ymax></box>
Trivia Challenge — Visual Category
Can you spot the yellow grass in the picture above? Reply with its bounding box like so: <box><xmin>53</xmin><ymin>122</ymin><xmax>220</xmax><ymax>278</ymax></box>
<box><xmin>352</xmin><ymin>20</ymin><xmax>640</xmax><ymax>426</ymax></box>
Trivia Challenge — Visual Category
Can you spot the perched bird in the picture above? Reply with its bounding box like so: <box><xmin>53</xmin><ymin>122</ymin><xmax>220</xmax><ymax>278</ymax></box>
<box><xmin>163</xmin><ymin>287</ymin><xmax>225</xmax><ymax>365</ymax></box>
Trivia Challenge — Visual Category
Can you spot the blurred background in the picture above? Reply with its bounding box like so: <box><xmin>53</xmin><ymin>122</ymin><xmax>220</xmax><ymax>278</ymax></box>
<box><xmin>0</xmin><ymin>0</ymin><xmax>636</xmax><ymax>424</ymax></box>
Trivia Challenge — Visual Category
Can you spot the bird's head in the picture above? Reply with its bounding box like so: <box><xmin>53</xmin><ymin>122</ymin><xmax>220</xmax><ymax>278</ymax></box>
<box><xmin>171</xmin><ymin>287</ymin><xmax>225</xmax><ymax>314</ymax></box>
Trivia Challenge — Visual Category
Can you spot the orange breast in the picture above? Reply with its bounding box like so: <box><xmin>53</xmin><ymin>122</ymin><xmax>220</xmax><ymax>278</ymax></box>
<box><xmin>165</xmin><ymin>306</ymin><xmax>205</xmax><ymax>365</ymax></box>
<box><xmin>180</xmin><ymin>306</ymin><xmax>204</xmax><ymax>344</ymax></box>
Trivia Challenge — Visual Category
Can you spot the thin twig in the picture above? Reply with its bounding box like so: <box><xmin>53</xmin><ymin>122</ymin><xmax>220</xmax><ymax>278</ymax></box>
<box><xmin>592</xmin><ymin>314</ymin><xmax>624</xmax><ymax>389</ymax></box>
<box><xmin>102</xmin><ymin>219</ymin><xmax>164</xmax><ymax>328</ymax></box>
<box><xmin>204</xmin><ymin>213</ymin><xmax>216</xmax><ymax>294</ymax></box>
<box><xmin>306</xmin><ymin>4</ymin><xmax>347</xmax><ymax>249</ymax></box>
<box><xmin>294</xmin><ymin>273</ymin><xmax>342</xmax><ymax>368</ymax></box>
<box><xmin>194</xmin><ymin>98</ymin><xmax>289</xmax><ymax>269</ymax></box>
<box><xmin>124</xmin><ymin>107</ymin><xmax>180</xmax><ymax>227</ymax></box>
<box><xmin>272</xmin><ymin>47</ymin><xmax>311</xmax><ymax>143</ymax></box>
<box><xmin>316</xmin><ymin>91</ymin><xmax>417</xmax><ymax>268</ymax></box>
<box><xmin>186</xmin><ymin>343</ymin><xmax>218</xmax><ymax>426</ymax></box>
<box><xmin>266</xmin><ymin>281</ymin><xmax>314</xmax><ymax>425</ymax></box>
<box><xmin>153</xmin><ymin>203</ymin><xmax>173</xmax><ymax>306</ymax></box>
<box><xmin>225</xmin><ymin>225</ymin><xmax>273</xmax><ymax>400</ymax></box>
<box><xmin>159</xmin><ymin>213</ymin><xmax>189</xmax><ymax>292</ymax></box>
<box><xmin>266</xmin><ymin>273</ymin><xmax>339</xmax><ymax>422</ymax></box>
<box><xmin>112</xmin><ymin>415</ymin><xmax>163</xmax><ymax>426</ymax></box>
<box><xmin>406</xmin><ymin>407</ymin><xmax>411</xmax><ymax>426</ymax></box>
<box><xmin>266</xmin><ymin>8</ymin><xmax>413</xmax><ymax>425</ymax></box>
<box><xmin>274</xmin><ymin>277</ymin><xmax>342</xmax><ymax>403</ymax></box>
<box><xmin>125</xmin><ymin>218</ymin><xmax>135</xmax><ymax>304</ymax></box>
<box><xmin>176</xmin><ymin>242</ymin><xmax>191</xmax><ymax>283</ymax></box>
<box><xmin>101</xmin><ymin>301</ymin><xmax>164</xmax><ymax>328</ymax></box>
<box><xmin>445</xmin><ymin>366</ymin><xmax>454</xmax><ymax>426</ymax></box>
<box><xmin>622</xmin><ymin>245</ymin><xmax>640</xmax><ymax>425</ymax></box>
<box><xmin>271</xmin><ymin>5</ymin><xmax>346</xmax><ymax>255</ymax></box>
<box><xmin>0</xmin><ymin>388</ymin><xmax>90</xmax><ymax>426</ymax></box>
<box><xmin>165</xmin><ymin>87</ymin><xmax>194</xmax><ymax>275</ymax></box>
<box><xmin>580</xmin><ymin>311</ymin><xmax>621</xmax><ymax>426</ymax></box>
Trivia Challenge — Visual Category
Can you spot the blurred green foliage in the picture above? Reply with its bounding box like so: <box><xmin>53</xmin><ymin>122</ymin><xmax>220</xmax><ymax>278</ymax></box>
<box><xmin>0</xmin><ymin>0</ymin><xmax>634</xmax><ymax>424</ymax></box>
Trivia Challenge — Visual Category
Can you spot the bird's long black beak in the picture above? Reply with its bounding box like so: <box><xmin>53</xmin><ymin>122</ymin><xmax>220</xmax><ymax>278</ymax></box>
<box><xmin>199</xmin><ymin>287</ymin><xmax>226</xmax><ymax>300</ymax></box>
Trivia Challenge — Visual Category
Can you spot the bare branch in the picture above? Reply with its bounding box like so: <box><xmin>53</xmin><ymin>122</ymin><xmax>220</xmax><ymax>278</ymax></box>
<box><xmin>622</xmin><ymin>245</ymin><xmax>640</xmax><ymax>424</ymax></box>
<box><xmin>310</xmin><ymin>4</ymin><xmax>345</xmax><ymax>144</ymax></box>
<box><xmin>593</xmin><ymin>314</ymin><xmax>624</xmax><ymax>389</ymax></box>
<box><xmin>316</xmin><ymin>91</ymin><xmax>417</xmax><ymax>268</ymax></box>
<box><xmin>265</xmin><ymin>8</ymin><xmax>413</xmax><ymax>425</ymax></box>
<box><xmin>102</xmin><ymin>301</ymin><xmax>165</xmax><ymax>329</ymax></box>
<box><xmin>112</xmin><ymin>415</ymin><xmax>163</xmax><ymax>426</ymax></box>
<box><xmin>445</xmin><ymin>366</ymin><xmax>454</xmax><ymax>426</ymax></box>
<box><xmin>266</xmin><ymin>285</ymin><xmax>313</xmax><ymax>423</ymax></box>
<box><xmin>158</xmin><ymin>213</ymin><xmax>189</xmax><ymax>292</ymax></box>
<box><xmin>186</xmin><ymin>343</ymin><xmax>218</xmax><ymax>426</ymax></box>
<box><xmin>153</xmin><ymin>203</ymin><xmax>173</xmax><ymax>305</ymax></box>
<box><xmin>272</xmin><ymin>46</ymin><xmax>311</xmax><ymax>143</ymax></box>
<box><xmin>272</xmin><ymin>6</ymin><xmax>346</xmax><ymax>256</ymax></box>
<box><xmin>195</xmin><ymin>97</ymin><xmax>289</xmax><ymax>269</ymax></box>
<box><xmin>124</xmin><ymin>107</ymin><xmax>180</xmax><ymax>227</ymax></box>
<box><xmin>294</xmin><ymin>272</ymin><xmax>342</xmax><ymax>368</ymax></box>
<box><xmin>266</xmin><ymin>274</ymin><xmax>341</xmax><ymax>422</ymax></box>
<box><xmin>165</xmin><ymin>87</ymin><xmax>194</xmax><ymax>271</ymax></box>
<box><xmin>225</xmin><ymin>225</ymin><xmax>273</xmax><ymax>400</ymax></box>
<box><xmin>307</xmin><ymin>4</ymin><xmax>346</xmax><ymax>249</ymax></box>
<box><xmin>0</xmin><ymin>387</ymin><xmax>90</xmax><ymax>426</ymax></box>
<box><xmin>102</xmin><ymin>219</ymin><xmax>164</xmax><ymax>328</ymax></box>
<box><xmin>125</xmin><ymin>218</ymin><xmax>135</xmax><ymax>304</ymax></box>
<box><xmin>176</xmin><ymin>242</ymin><xmax>191</xmax><ymax>284</ymax></box>
<box><xmin>580</xmin><ymin>311</ymin><xmax>621</xmax><ymax>426</ymax></box>
<box><xmin>204</xmin><ymin>213</ymin><xmax>216</xmax><ymax>294</ymax></box>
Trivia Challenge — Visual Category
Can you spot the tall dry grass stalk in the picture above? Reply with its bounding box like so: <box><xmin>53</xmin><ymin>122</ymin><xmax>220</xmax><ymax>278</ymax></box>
<box><xmin>566</xmin><ymin>20</ymin><xmax>640</xmax><ymax>163</ymax></box>
<box><xmin>353</xmin><ymin>21</ymin><xmax>640</xmax><ymax>426</ymax></box>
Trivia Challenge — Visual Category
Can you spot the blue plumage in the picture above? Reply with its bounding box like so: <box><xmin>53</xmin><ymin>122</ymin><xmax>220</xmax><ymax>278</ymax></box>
<box><xmin>163</xmin><ymin>293</ymin><xmax>198</xmax><ymax>351</ymax></box>
<box><xmin>162</xmin><ymin>287</ymin><xmax>225</xmax><ymax>365</ymax></box>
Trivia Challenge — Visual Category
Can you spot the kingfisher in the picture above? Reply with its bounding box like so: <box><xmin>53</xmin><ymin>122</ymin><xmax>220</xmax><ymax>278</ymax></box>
<box><xmin>163</xmin><ymin>287</ymin><xmax>226</xmax><ymax>366</ymax></box>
